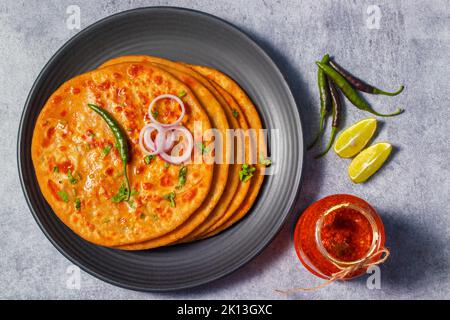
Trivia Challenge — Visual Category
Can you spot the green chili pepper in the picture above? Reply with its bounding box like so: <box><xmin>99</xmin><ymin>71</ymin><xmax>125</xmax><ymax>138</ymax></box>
<box><xmin>88</xmin><ymin>104</ymin><xmax>130</xmax><ymax>201</ymax></box>
<box><xmin>316</xmin><ymin>62</ymin><xmax>404</xmax><ymax>117</ymax></box>
<box><xmin>315</xmin><ymin>78</ymin><xmax>341</xmax><ymax>158</ymax></box>
<box><xmin>329</xmin><ymin>59</ymin><xmax>404</xmax><ymax>96</ymax></box>
<box><xmin>308</xmin><ymin>54</ymin><xmax>331</xmax><ymax>150</ymax></box>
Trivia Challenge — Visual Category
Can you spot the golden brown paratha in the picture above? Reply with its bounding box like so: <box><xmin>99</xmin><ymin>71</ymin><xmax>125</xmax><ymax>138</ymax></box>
<box><xmin>98</xmin><ymin>57</ymin><xmax>234</xmax><ymax>249</ymax></box>
<box><xmin>32</xmin><ymin>62</ymin><xmax>213</xmax><ymax>247</ymax></box>
<box><xmin>188</xmin><ymin>64</ymin><xmax>266</xmax><ymax>238</ymax></box>
<box><xmin>195</xmin><ymin>82</ymin><xmax>252</xmax><ymax>236</ymax></box>
<box><xmin>98</xmin><ymin>56</ymin><xmax>253</xmax><ymax>248</ymax></box>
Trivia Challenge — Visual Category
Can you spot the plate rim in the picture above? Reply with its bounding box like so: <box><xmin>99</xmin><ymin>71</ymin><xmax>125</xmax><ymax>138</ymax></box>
<box><xmin>17</xmin><ymin>6</ymin><xmax>305</xmax><ymax>292</ymax></box>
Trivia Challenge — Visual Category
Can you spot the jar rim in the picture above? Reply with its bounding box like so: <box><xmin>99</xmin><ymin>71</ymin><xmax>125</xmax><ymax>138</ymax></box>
<box><xmin>315</xmin><ymin>202</ymin><xmax>380</xmax><ymax>267</ymax></box>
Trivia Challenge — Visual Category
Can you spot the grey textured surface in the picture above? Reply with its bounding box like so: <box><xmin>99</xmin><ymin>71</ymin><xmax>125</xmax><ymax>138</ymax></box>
<box><xmin>1</xmin><ymin>0</ymin><xmax>449</xmax><ymax>299</ymax></box>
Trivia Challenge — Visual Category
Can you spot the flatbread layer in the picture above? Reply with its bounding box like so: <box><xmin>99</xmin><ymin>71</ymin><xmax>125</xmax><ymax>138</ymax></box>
<box><xmin>32</xmin><ymin>62</ymin><xmax>213</xmax><ymax>246</ymax></box>
<box><xmin>188</xmin><ymin>64</ymin><xmax>266</xmax><ymax>238</ymax></box>
<box><xmin>194</xmin><ymin>82</ymin><xmax>252</xmax><ymax>237</ymax></box>
<box><xmin>99</xmin><ymin>56</ymin><xmax>249</xmax><ymax>248</ymax></box>
<box><xmin>98</xmin><ymin>57</ymin><xmax>232</xmax><ymax>249</ymax></box>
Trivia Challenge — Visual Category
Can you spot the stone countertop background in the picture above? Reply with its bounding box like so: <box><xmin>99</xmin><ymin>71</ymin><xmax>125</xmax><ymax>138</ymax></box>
<box><xmin>1</xmin><ymin>0</ymin><xmax>449</xmax><ymax>299</ymax></box>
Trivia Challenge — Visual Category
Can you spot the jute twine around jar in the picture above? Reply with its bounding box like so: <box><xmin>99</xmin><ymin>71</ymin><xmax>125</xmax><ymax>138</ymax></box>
<box><xmin>276</xmin><ymin>248</ymin><xmax>390</xmax><ymax>295</ymax></box>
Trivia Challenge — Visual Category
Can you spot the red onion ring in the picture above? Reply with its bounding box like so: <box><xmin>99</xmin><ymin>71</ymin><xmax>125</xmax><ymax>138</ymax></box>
<box><xmin>159</xmin><ymin>126</ymin><xmax>194</xmax><ymax>164</ymax></box>
<box><xmin>139</xmin><ymin>123</ymin><xmax>165</xmax><ymax>155</ymax></box>
<box><xmin>139</xmin><ymin>94</ymin><xmax>193</xmax><ymax>163</ymax></box>
<box><xmin>163</xmin><ymin>130</ymin><xmax>176</xmax><ymax>151</ymax></box>
<box><xmin>148</xmin><ymin>94</ymin><xmax>185</xmax><ymax>127</ymax></box>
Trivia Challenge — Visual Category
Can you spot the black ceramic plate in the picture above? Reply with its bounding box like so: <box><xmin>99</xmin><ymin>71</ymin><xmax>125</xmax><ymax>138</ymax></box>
<box><xmin>18</xmin><ymin>7</ymin><xmax>303</xmax><ymax>291</ymax></box>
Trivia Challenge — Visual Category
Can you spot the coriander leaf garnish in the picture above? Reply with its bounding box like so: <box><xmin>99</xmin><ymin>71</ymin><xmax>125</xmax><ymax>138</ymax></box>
<box><xmin>196</xmin><ymin>142</ymin><xmax>209</xmax><ymax>154</ymax></box>
<box><xmin>164</xmin><ymin>162</ymin><xmax>170</xmax><ymax>169</ymax></box>
<box><xmin>164</xmin><ymin>191</ymin><xmax>176</xmax><ymax>207</ymax></box>
<box><xmin>178</xmin><ymin>90</ymin><xmax>187</xmax><ymax>98</ymax></box>
<box><xmin>232</xmin><ymin>109</ymin><xmax>239</xmax><ymax>118</ymax></box>
<box><xmin>67</xmin><ymin>170</ymin><xmax>79</xmax><ymax>184</ymax></box>
<box><xmin>151</xmin><ymin>110</ymin><xmax>159</xmax><ymax>119</ymax></box>
<box><xmin>239</xmin><ymin>164</ymin><xmax>256</xmax><ymax>182</ymax></box>
<box><xmin>57</xmin><ymin>190</ymin><xmax>69</xmax><ymax>202</ymax></box>
<box><xmin>111</xmin><ymin>183</ymin><xmax>128</xmax><ymax>203</ymax></box>
<box><xmin>75</xmin><ymin>198</ymin><xmax>81</xmax><ymax>210</ymax></box>
<box><xmin>102</xmin><ymin>144</ymin><xmax>112</xmax><ymax>156</ymax></box>
<box><xmin>144</xmin><ymin>154</ymin><xmax>156</xmax><ymax>164</ymax></box>
<box><xmin>176</xmin><ymin>166</ymin><xmax>188</xmax><ymax>189</ymax></box>
<box><xmin>53</xmin><ymin>166</ymin><xmax>59</xmax><ymax>173</ymax></box>
<box><xmin>259</xmin><ymin>153</ymin><xmax>273</xmax><ymax>167</ymax></box>
<box><xmin>130</xmin><ymin>189</ymin><xmax>139</xmax><ymax>196</ymax></box>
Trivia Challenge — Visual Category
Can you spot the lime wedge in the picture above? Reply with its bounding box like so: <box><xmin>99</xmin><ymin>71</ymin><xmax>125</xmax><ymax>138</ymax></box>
<box><xmin>348</xmin><ymin>142</ymin><xmax>392</xmax><ymax>183</ymax></box>
<box><xmin>334</xmin><ymin>118</ymin><xmax>377</xmax><ymax>158</ymax></box>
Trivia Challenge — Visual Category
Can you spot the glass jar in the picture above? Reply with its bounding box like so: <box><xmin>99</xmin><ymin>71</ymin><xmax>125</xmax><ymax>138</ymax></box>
<box><xmin>294</xmin><ymin>194</ymin><xmax>386</xmax><ymax>280</ymax></box>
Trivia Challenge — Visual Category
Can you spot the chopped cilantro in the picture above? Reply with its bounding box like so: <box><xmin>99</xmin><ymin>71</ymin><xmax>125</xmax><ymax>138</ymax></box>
<box><xmin>57</xmin><ymin>190</ymin><xmax>69</xmax><ymax>202</ymax></box>
<box><xmin>259</xmin><ymin>153</ymin><xmax>273</xmax><ymax>167</ymax></box>
<box><xmin>178</xmin><ymin>90</ymin><xmax>187</xmax><ymax>98</ymax></box>
<box><xmin>164</xmin><ymin>191</ymin><xmax>176</xmax><ymax>207</ymax></box>
<box><xmin>74</xmin><ymin>198</ymin><xmax>81</xmax><ymax>210</ymax></box>
<box><xmin>196</xmin><ymin>142</ymin><xmax>209</xmax><ymax>154</ymax></box>
<box><xmin>67</xmin><ymin>170</ymin><xmax>79</xmax><ymax>184</ymax></box>
<box><xmin>176</xmin><ymin>166</ymin><xmax>187</xmax><ymax>190</ymax></box>
<box><xmin>239</xmin><ymin>164</ymin><xmax>256</xmax><ymax>182</ymax></box>
<box><xmin>53</xmin><ymin>166</ymin><xmax>59</xmax><ymax>173</ymax></box>
<box><xmin>102</xmin><ymin>144</ymin><xmax>112</xmax><ymax>156</ymax></box>
<box><xmin>151</xmin><ymin>110</ymin><xmax>159</xmax><ymax>119</ymax></box>
<box><xmin>111</xmin><ymin>183</ymin><xmax>128</xmax><ymax>203</ymax></box>
<box><xmin>164</xmin><ymin>162</ymin><xmax>170</xmax><ymax>169</ymax></box>
<box><xmin>144</xmin><ymin>154</ymin><xmax>156</xmax><ymax>164</ymax></box>
<box><xmin>232</xmin><ymin>109</ymin><xmax>239</xmax><ymax>118</ymax></box>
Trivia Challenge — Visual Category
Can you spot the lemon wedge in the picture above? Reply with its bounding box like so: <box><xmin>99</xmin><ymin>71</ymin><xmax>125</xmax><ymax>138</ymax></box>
<box><xmin>334</xmin><ymin>118</ymin><xmax>377</xmax><ymax>158</ymax></box>
<box><xmin>348</xmin><ymin>142</ymin><xmax>392</xmax><ymax>183</ymax></box>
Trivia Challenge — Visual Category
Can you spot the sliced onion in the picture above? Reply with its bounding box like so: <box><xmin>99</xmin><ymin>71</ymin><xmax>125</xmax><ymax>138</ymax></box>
<box><xmin>163</xmin><ymin>130</ymin><xmax>176</xmax><ymax>151</ymax></box>
<box><xmin>139</xmin><ymin>94</ymin><xmax>192</xmax><ymax>161</ymax></box>
<box><xmin>139</xmin><ymin>123</ymin><xmax>165</xmax><ymax>155</ymax></box>
<box><xmin>159</xmin><ymin>126</ymin><xmax>194</xmax><ymax>164</ymax></box>
<box><xmin>148</xmin><ymin>94</ymin><xmax>185</xmax><ymax>127</ymax></box>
